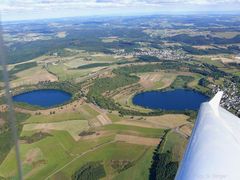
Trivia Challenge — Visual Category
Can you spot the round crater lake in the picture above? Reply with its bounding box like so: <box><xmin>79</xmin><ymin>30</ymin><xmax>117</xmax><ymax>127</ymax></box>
<box><xmin>13</xmin><ymin>89</ymin><xmax>72</xmax><ymax>108</ymax></box>
<box><xmin>132</xmin><ymin>89</ymin><xmax>209</xmax><ymax>111</ymax></box>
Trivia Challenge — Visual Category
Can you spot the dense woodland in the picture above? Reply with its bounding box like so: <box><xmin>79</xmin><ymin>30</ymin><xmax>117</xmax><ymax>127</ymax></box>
<box><xmin>149</xmin><ymin>131</ymin><xmax>179</xmax><ymax>180</ymax></box>
<box><xmin>4</xmin><ymin>15</ymin><xmax>240</xmax><ymax>64</ymax></box>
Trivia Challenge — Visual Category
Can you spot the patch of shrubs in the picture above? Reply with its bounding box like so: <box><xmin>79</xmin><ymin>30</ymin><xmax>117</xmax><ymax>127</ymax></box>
<box><xmin>79</xmin><ymin>131</ymin><xmax>96</xmax><ymax>137</ymax></box>
<box><xmin>110</xmin><ymin>160</ymin><xmax>133</xmax><ymax>173</ymax></box>
<box><xmin>20</xmin><ymin>132</ymin><xmax>52</xmax><ymax>144</ymax></box>
<box><xmin>72</xmin><ymin>161</ymin><xmax>106</xmax><ymax>180</ymax></box>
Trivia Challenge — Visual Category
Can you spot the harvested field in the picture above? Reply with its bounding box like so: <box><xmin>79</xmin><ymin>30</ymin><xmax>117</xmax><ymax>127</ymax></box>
<box><xmin>138</xmin><ymin>71</ymin><xmax>193</xmax><ymax>90</ymax></box>
<box><xmin>15</xmin><ymin>99</ymin><xmax>84</xmax><ymax>116</ymax></box>
<box><xmin>212</xmin><ymin>56</ymin><xmax>240</xmax><ymax>64</ymax></box>
<box><xmin>192</xmin><ymin>45</ymin><xmax>217</xmax><ymax>50</ymax></box>
<box><xmin>115</xmin><ymin>134</ymin><xmax>160</xmax><ymax>146</ymax></box>
<box><xmin>212</xmin><ymin>32</ymin><xmax>240</xmax><ymax>39</ymax></box>
<box><xmin>116</xmin><ymin>120</ymin><xmax>161</xmax><ymax>129</ymax></box>
<box><xmin>139</xmin><ymin>73</ymin><xmax>164</xmax><ymax>89</ymax></box>
<box><xmin>138</xmin><ymin>72</ymin><xmax>175</xmax><ymax>89</ymax></box>
<box><xmin>11</xmin><ymin>66</ymin><xmax>58</xmax><ymax>88</ymax></box>
<box><xmin>23</xmin><ymin>120</ymin><xmax>89</xmax><ymax>141</ymax></box>
<box><xmin>97</xmin><ymin>114</ymin><xmax>112</xmax><ymax>125</ymax></box>
<box><xmin>179</xmin><ymin>124</ymin><xmax>193</xmax><ymax>138</ymax></box>
<box><xmin>116</xmin><ymin>114</ymin><xmax>189</xmax><ymax>129</ymax></box>
<box><xmin>145</xmin><ymin>114</ymin><xmax>189</xmax><ymax>129</ymax></box>
<box><xmin>88</xmin><ymin>118</ymin><xmax>102</xmax><ymax>128</ymax></box>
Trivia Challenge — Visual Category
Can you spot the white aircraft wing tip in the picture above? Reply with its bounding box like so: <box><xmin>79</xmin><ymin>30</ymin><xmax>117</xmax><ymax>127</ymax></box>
<box><xmin>209</xmin><ymin>91</ymin><xmax>223</xmax><ymax>114</ymax></box>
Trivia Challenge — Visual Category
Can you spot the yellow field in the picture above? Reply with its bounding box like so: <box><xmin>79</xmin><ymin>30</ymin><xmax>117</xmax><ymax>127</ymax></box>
<box><xmin>138</xmin><ymin>71</ymin><xmax>176</xmax><ymax>89</ymax></box>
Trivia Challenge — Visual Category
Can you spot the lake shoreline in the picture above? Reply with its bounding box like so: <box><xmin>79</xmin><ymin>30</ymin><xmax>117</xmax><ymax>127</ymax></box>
<box><xmin>132</xmin><ymin>89</ymin><xmax>209</xmax><ymax>111</ymax></box>
<box><xmin>13</xmin><ymin>89</ymin><xmax>72</xmax><ymax>108</ymax></box>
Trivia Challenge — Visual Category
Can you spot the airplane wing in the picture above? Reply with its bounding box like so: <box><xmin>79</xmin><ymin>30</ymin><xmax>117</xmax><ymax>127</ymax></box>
<box><xmin>176</xmin><ymin>92</ymin><xmax>240</xmax><ymax>180</ymax></box>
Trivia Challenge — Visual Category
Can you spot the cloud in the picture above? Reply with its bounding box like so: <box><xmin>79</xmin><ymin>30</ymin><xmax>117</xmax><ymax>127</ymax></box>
<box><xmin>1</xmin><ymin>0</ymin><xmax>240</xmax><ymax>11</ymax></box>
<box><xmin>0</xmin><ymin>0</ymin><xmax>240</xmax><ymax>21</ymax></box>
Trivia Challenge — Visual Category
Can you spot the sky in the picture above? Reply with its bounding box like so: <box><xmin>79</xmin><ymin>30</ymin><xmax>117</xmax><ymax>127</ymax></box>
<box><xmin>0</xmin><ymin>0</ymin><xmax>240</xmax><ymax>21</ymax></box>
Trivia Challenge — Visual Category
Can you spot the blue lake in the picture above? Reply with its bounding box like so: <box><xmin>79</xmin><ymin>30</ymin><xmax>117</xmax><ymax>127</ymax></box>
<box><xmin>132</xmin><ymin>89</ymin><xmax>209</xmax><ymax>111</ymax></box>
<box><xmin>13</xmin><ymin>89</ymin><xmax>72</xmax><ymax>108</ymax></box>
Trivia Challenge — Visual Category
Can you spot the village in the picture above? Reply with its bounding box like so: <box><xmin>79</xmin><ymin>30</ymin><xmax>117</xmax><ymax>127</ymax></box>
<box><xmin>212</xmin><ymin>81</ymin><xmax>240</xmax><ymax>116</ymax></box>
<box><xmin>112</xmin><ymin>47</ymin><xmax>187</xmax><ymax>60</ymax></box>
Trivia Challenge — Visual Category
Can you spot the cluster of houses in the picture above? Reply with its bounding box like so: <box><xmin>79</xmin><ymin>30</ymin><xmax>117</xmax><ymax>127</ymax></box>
<box><xmin>212</xmin><ymin>82</ymin><xmax>240</xmax><ymax>117</ymax></box>
<box><xmin>112</xmin><ymin>48</ymin><xmax>187</xmax><ymax>60</ymax></box>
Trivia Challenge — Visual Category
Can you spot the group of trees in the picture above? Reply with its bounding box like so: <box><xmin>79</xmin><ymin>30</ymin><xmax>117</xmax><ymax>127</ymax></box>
<box><xmin>170</xmin><ymin>75</ymin><xmax>195</xmax><ymax>89</ymax></box>
<box><xmin>149</xmin><ymin>131</ymin><xmax>179</xmax><ymax>180</ymax></box>
<box><xmin>189</xmin><ymin>63</ymin><xmax>228</xmax><ymax>80</ymax></box>
<box><xmin>37</xmin><ymin>81</ymin><xmax>80</xmax><ymax>98</ymax></box>
<box><xmin>181</xmin><ymin>45</ymin><xmax>231</xmax><ymax>55</ymax></box>
<box><xmin>77</xmin><ymin>63</ymin><xmax>110</xmax><ymax>69</ymax></box>
<box><xmin>138</xmin><ymin>55</ymin><xmax>160</xmax><ymax>62</ymax></box>
<box><xmin>198</xmin><ymin>78</ymin><xmax>210</xmax><ymax>87</ymax></box>
<box><xmin>114</xmin><ymin>61</ymin><xmax>183</xmax><ymax>75</ymax></box>
<box><xmin>5</xmin><ymin>23</ymin><xmax>148</xmax><ymax>64</ymax></box>
<box><xmin>20</xmin><ymin>132</ymin><xmax>51</xmax><ymax>144</ymax></box>
<box><xmin>72</xmin><ymin>162</ymin><xmax>106</xmax><ymax>180</ymax></box>
<box><xmin>203</xmin><ymin>63</ymin><xmax>228</xmax><ymax>79</ymax></box>
<box><xmin>9</xmin><ymin>62</ymin><xmax>37</xmax><ymax>74</ymax></box>
<box><xmin>150</xmin><ymin>151</ymin><xmax>178</xmax><ymax>180</ymax></box>
<box><xmin>87</xmin><ymin>72</ymin><xmax>139</xmax><ymax>111</ymax></box>
<box><xmin>168</xmin><ymin>34</ymin><xmax>240</xmax><ymax>46</ymax></box>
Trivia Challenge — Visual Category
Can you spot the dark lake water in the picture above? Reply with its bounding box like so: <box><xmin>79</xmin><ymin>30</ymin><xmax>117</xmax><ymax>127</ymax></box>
<box><xmin>132</xmin><ymin>89</ymin><xmax>209</xmax><ymax>111</ymax></box>
<box><xmin>13</xmin><ymin>89</ymin><xmax>72</xmax><ymax>108</ymax></box>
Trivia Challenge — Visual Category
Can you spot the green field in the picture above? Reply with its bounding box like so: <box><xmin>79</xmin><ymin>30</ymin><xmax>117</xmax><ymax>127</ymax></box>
<box><xmin>25</xmin><ymin>112</ymin><xmax>89</xmax><ymax>124</ymax></box>
<box><xmin>47</xmin><ymin>63</ymin><xmax>90</xmax><ymax>81</ymax></box>
<box><xmin>114</xmin><ymin>147</ymin><xmax>155</xmax><ymax>180</ymax></box>
<box><xmin>0</xmin><ymin>131</ymin><xmax>115</xmax><ymax>179</ymax></box>
<box><xmin>56</xmin><ymin>142</ymin><xmax>150</xmax><ymax>179</ymax></box>
<box><xmin>101</xmin><ymin>124</ymin><xmax>166</xmax><ymax>138</ymax></box>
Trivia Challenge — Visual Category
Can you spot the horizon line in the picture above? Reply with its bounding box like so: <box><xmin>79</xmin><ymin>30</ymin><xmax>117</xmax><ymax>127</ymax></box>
<box><xmin>2</xmin><ymin>11</ymin><xmax>240</xmax><ymax>24</ymax></box>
